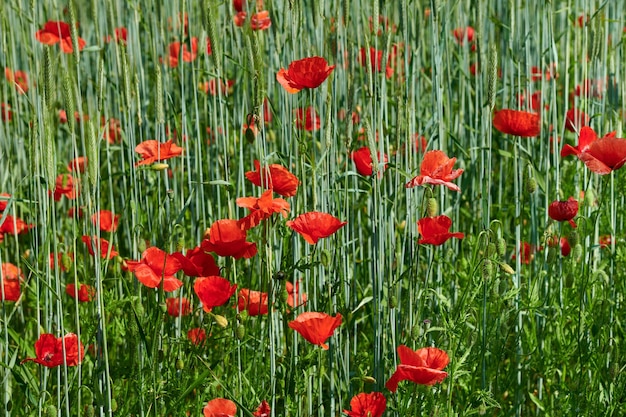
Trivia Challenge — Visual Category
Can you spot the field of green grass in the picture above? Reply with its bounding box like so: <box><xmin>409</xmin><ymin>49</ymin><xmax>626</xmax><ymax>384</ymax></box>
<box><xmin>1</xmin><ymin>0</ymin><xmax>626</xmax><ymax>415</ymax></box>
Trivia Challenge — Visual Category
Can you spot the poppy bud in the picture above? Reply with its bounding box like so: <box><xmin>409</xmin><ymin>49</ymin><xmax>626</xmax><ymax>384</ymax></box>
<box><xmin>486</xmin><ymin>242</ymin><xmax>496</xmax><ymax>258</ymax></box>
<box><xmin>426</xmin><ymin>197</ymin><xmax>438</xmax><ymax>217</ymax></box>
<box><xmin>584</xmin><ymin>188</ymin><xmax>596</xmax><ymax>207</ymax></box>
<box><xmin>138</xmin><ymin>239</ymin><xmax>147</xmax><ymax>253</ymax></box>
<box><xmin>236</xmin><ymin>324</ymin><xmax>246</xmax><ymax>340</ymax></box>
<box><xmin>396</xmin><ymin>220</ymin><xmax>406</xmax><ymax>231</ymax></box>
<box><xmin>320</xmin><ymin>249</ymin><xmax>331</xmax><ymax>268</ymax></box>
<box><xmin>499</xmin><ymin>262</ymin><xmax>515</xmax><ymax>275</ymax></box>
<box><xmin>213</xmin><ymin>314</ymin><xmax>228</xmax><ymax>328</ymax></box>
<box><xmin>389</xmin><ymin>295</ymin><xmax>397</xmax><ymax>309</ymax></box>
<box><xmin>176</xmin><ymin>359</ymin><xmax>185</xmax><ymax>370</ymax></box>
<box><xmin>43</xmin><ymin>405</ymin><xmax>57</xmax><ymax>417</ymax></box>
<box><xmin>61</xmin><ymin>253</ymin><xmax>73</xmax><ymax>272</ymax></box>
<box><xmin>273</xmin><ymin>270</ymin><xmax>286</xmax><ymax>280</ymax></box>
<box><xmin>362</xmin><ymin>376</ymin><xmax>376</xmax><ymax>384</ymax></box>
<box><xmin>152</xmin><ymin>163</ymin><xmax>169</xmax><ymax>171</ymax></box>
<box><xmin>84</xmin><ymin>405</ymin><xmax>95</xmax><ymax>417</ymax></box>
<box><xmin>573</xmin><ymin>244</ymin><xmax>582</xmax><ymax>262</ymax></box>
<box><xmin>546</xmin><ymin>246</ymin><xmax>557</xmax><ymax>264</ymax></box>
<box><xmin>410</xmin><ymin>324</ymin><xmax>420</xmax><ymax>339</ymax></box>
<box><xmin>110</xmin><ymin>399</ymin><xmax>118</xmax><ymax>412</ymax></box>
<box><xmin>568</xmin><ymin>230</ymin><xmax>579</xmax><ymax>247</ymax></box>
<box><xmin>496</xmin><ymin>238</ymin><xmax>506</xmax><ymax>257</ymax></box>
<box><xmin>526</xmin><ymin>177</ymin><xmax>537</xmax><ymax>194</ymax></box>
<box><xmin>482</xmin><ymin>259</ymin><xmax>494</xmax><ymax>280</ymax></box>
<box><xmin>176</xmin><ymin>238</ymin><xmax>185</xmax><ymax>252</ymax></box>
<box><xmin>159</xmin><ymin>303</ymin><xmax>167</xmax><ymax>314</ymax></box>
<box><xmin>565</xmin><ymin>272</ymin><xmax>574</xmax><ymax>288</ymax></box>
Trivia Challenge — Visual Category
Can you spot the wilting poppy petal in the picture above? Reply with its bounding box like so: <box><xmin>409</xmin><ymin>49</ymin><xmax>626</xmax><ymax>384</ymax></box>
<box><xmin>203</xmin><ymin>398</ymin><xmax>237</xmax><ymax>417</ymax></box>
<box><xmin>194</xmin><ymin>276</ymin><xmax>237</xmax><ymax>313</ymax></box>
<box><xmin>253</xmin><ymin>400</ymin><xmax>271</xmax><ymax>417</ymax></box>
<box><xmin>286</xmin><ymin>212</ymin><xmax>347</xmax><ymax>244</ymax></box>
<box><xmin>417</xmin><ymin>215</ymin><xmax>464</xmax><ymax>245</ymax></box>
<box><xmin>405</xmin><ymin>150</ymin><xmax>463</xmax><ymax>191</ymax></box>
<box><xmin>343</xmin><ymin>392</ymin><xmax>387</xmax><ymax>417</ymax></box>
<box><xmin>548</xmin><ymin>197</ymin><xmax>578</xmax><ymax>228</ymax></box>
<box><xmin>288</xmin><ymin>312</ymin><xmax>342</xmax><ymax>349</ymax></box>
<box><xmin>385</xmin><ymin>345</ymin><xmax>449</xmax><ymax>392</ymax></box>
<box><xmin>493</xmin><ymin>109</ymin><xmax>540</xmax><ymax>137</ymax></box>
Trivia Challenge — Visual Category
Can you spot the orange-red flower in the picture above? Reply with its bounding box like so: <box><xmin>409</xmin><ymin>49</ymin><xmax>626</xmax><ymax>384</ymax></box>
<box><xmin>172</xmin><ymin>246</ymin><xmax>220</xmax><ymax>277</ymax></box>
<box><xmin>286</xmin><ymin>212</ymin><xmax>347</xmax><ymax>244</ymax></box>
<box><xmin>135</xmin><ymin>139</ymin><xmax>183</xmax><ymax>166</ymax></box>
<box><xmin>351</xmin><ymin>147</ymin><xmax>388</xmax><ymax>177</ymax></box>
<box><xmin>50</xmin><ymin>252</ymin><xmax>74</xmax><ymax>272</ymax></box>
<box><xmin>1</xmin><ymin>103</ymin><xmax>11</xmax><ymax>122</ymax></box>
<box><xmin>91</xmin><ymin>210</ymin><xmax>120</xmax><ymax>233</ymax></box>
<box><xmin>253</xmin><ymin>400</ymin><xmax>271</xmax><ymax>417</ymax></box>
<box><xmin>187</xmin><ymin>327</ymin><xmax>207</xmax><ymax>345</ymax></box>
<box><xmin>202</xmin><ymin>219</ymin><xmax>258</xmax><ymax>259</ymax></box>
<box><xmin>251</xmin><ymin>10</ymin><xmax>271</xmax><ymax>30</ymax></box>
<box><xmin>513</xmin><ymin>241</ymin><xmax>536</xmax><ymax>265</ymax></box>
<box><xmin>82</xmin><ymin>236</ymin><xmax>118</xmax><ymax>260</ymax></box>
<box><xmin>66</xmin><ymin>283</ymin><xmax>95</xmax><ymax>302</ymax></box>
<box><xmin>125</xmin><ymin>247</ymin><xmax>183</xmax><ymax>291</ymax></box>
<box><xmin>0</xmin><ymin>193</ymin><xmax>10</xmax><ymax>212</ymax></box>
<box><xmin>295</xmin><ymin>106</ymin><xmax>321</xmax><ymax>131</ymax></box>
<box><xmin>276</xmin><ymin>56</ymin><xmax>335</xmax><ymax>93</ymax></box>
<box><xmin>405</xmin><ymin>150</ymin><xmax>463</xmax><ymax>191</ymax></box>
<box><xmin>288</xmin><ymin>312</ymin><xmax>342</xmax><ymax>349</ymax></box>
<box><xmin>492</xmin><ymin>109</ymin><xmax>540</xmax><ymax>137</ymax></box>
<box><xmin>35</xmin><ymin>21</ymin><xmax>86</xmax><ymax>53</ymax></box>
<box><xmin>385</xmin><ymin>345</ymin><xmax>449</xmax><ymax>392</ymax></box>
<box><xmin>203</xmin><ymin>398</ymin><xmax>237</xmax><ymax>417</ymax></box>
<box><xmin>417</xmin><ymin>215</ymin><xmax>464</xmax><ymax>245</ymax></box>
<box><xmin>102</xmin><ymin>117</ymin><xmax>122</xmax><ymax>144</ymax></box>
<box><xmin>236</xmin><ymin>189</ymin><xmax>290</xmax><ymax>230</ymax></box>
<box><xmin>166</xmin><ymin>297</ymin><xmax>192</xmax><ymax>317</ymax></box>
<box><xmin>561</xmin><ymin>126</ymin><xmax>626</xmax><ymax>175</ymax></box>
<box><xmin>53</xmin><ymin>174</ymin><xmax>78</xmax><ymax>201</ymax></box>
<box><xmin>167</xmin><ymin>37</ymin><xmax>198</xmax><ymax>68</ymax></box>
<box><xmin>548</xmin><ymin>197</ymin><xmax>578</xmax><ymax>228</ymax></box>
<box><xmin>245</xmin><ymin>160</ymin><xmax>300</xmax><ymax>197</ymax></box>
<box><xmin>233</xmin><ymin>11</ymin><xmax>247</xmax><ymax>26</ymax></box>
<box><xmin>4</xmin><ymin>68</ymin><xmax>29</xmax><ymax>94</ymax></box>
<box><xmin>343</xmin><ymin>392</ymin><xmax>387</xmax><ymax>417</ymax></box>
<box><xmin>0</xmin><ymin>214</ymin><xmax>33</xmax><ymax>238</ymax></box>
<box><xmin>565</xmin><ymin>108</ymin><xmax>589</xmax><ymax>133</ymax></box>
<box><xmin>286</xmin><ymin>280</ymin><xmax>307</xmax><ymax>309</ymax></box>
<box><xmin>194</xmin><ymin>276</ymin><xmax>237</xmax><ymax>313</ymax></box>
<box><xmin>67</xmin><ymin>156</ymin><xmax>87</xmax><ymax>173</ymax></box>
<box><xmin>21</xmin><ymin>333</ymin><xmax>85</xmax><ymax>368</ymax></box>
<box><xmin>1</xmin><ymin>262</ymin><xmax>22</xmax><ymax>302</ymax></box>
<box><xmin>452</xmin><ymin>26</ymin><xmax>475</xmax><ymax>44</ymax></box>
<box><xmin>238</xmin><ymin>288</ymin><xmax>269</xmax><ymax>316</ymax></box>
<box><xmin>547</xmin><ymin>236</ymin><xmax>571</xmax><ymax>257</ymax></box>
<box><xmin>358</xmin><ymin>47</ymin><xmax>394</xmax><ymax>79</ymax></box>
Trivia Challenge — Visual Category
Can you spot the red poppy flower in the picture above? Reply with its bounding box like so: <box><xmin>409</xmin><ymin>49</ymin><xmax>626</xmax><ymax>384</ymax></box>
<box><xmin>351</xmin><ymin>147</ymin><xmax>389</xmax><ymax>177</ymax></box>
<box><xmin>286</xmin><ymin>212</ymin><xmax>347</xmax><ymax>244</ymax></box>
<box><xmin>4</xmin><ymin>68</ymin><xmax>29</xmax><ymax>94</ymax></box>
<box><xmin>405</xmin><ymin>150</ymin><xmax>463</xmax><ymax>192</ymax></box>
<box><xmin>167</xmin><ymin>37</ymin><xmax>198</xmax><ymax>68</ymax></box>
<box><xmin>512</xmin><ymin>241</ymin><xmax>536</xmax><ymax>265</ymax></box>
<box><xmin>53</xmin><ymin>174</ymin><xmax>78</xmax><ymax>201</ymax></box>
<box><xmin>276</xmin><ymin>56</ymin><xmax>335</xmax><ymax>93</ymax></box>
<box><xmin>1</xmin><ymin>103</ymin><xmax>11</xmax><ymax>122</ymax></box>
<box><xmin>166</xmin><ymin>297</ymin><xmax>192</xmax><ymax>317</ymax></box>
<box><xmin>288</xmin><ymin>312</ymin><xmax>342</xmax><ymax>349</ymax></box>
<box><xmin>548</xmin><ymin>197</ymin><xmax>578</xmax><ymax>228</ymax></box>
<box><xmin>21</xmin><ymin>333</ymin><xmax>85</xmax><ymax>368</ymax></box>
<box><xmin>452</xmin><ymin>26</ymin><xmax>475</xmax><ymax>44</ymax></box>
<box><xmin>65</xmin><ymin>283</ymin><xmax>95</xmax><ymax>302</ymax></box>
<box><xmin>417</xmin><ymin>215</ymin><xmax>464</xmax><ymax>245</ymax></box>
<box><xmin>245</xmin><ymin>160</ymin><xmax>300</xmax><ymax>197</ymax></box>
<box><xmin>493</xmin><ymin>109</ymin><xmax>541</xmax><ymax>137</ymax></box>
<box><xmin>201</xmin><ymin>219</ymin><xmax>258</xmax><ymax>259</ymax></box>
<box><xmin>253</xmin><ymin>400</ymin><xmax>271</xmax><ymax>417</ymax></box>
<box><xmin>1</xmin><ymin>262</ymin><xmax>22</xmax><ymax>302</ymax></box>
<box><xmin>203</xmin><ymin>398</ymin><xmax>237</xmax><ymax>417</ymax></box>
<box><xmin>599</xmin><ymin>235</ymin><xmax>612</xmax><ymax>249</ymax></box>
<box><xmin>172</xmin><ymin>246</ymin><xmax>220</xmax><ymax>277</ymax></box>
<box><xmin>547</xmin><ymin>236</ymin><xmax>571</xmax><ymax>257</ymax></box>
<box><xmin>201</xmin><ymin>79</ymin><xmax>235</xmax><ymax>96</ymax></box>
<box><xmin>0</xmin><ymin>214</ymin><xmax>33</xmax><ymax>237</ymax></box>
<box><xmin>343</xmin><ymin>392</ymin><xmax>387</xmax><ymax>417</ymax></box>
<box><xmin>385</xmin><ymin>345</ymin><xmax>449</xmax><ymax>392</ymax></box>
<box><xmin>187</xmin><ymin>327</ymin><xmax>207</xmax><ymax>345</ymax></box>
<box><xmin>237</xmin><ymin>288</ymin><xmax>269</xmax><ymax>316</ymax></box>
<box><xmin>102</xmin><ymin>117</ymin><xmax>122</xmax><ymax>144</ymax></box>
<box><xmin>286</xmin><ymin>280</ymin><xmax>307</xmax><ymax>309</ymax></box>
<box><xmin>251</xmin><ymin>10</ymin><xmax>271</xmax><ymax>30</ymax></box>
<box><xmin>125</xmin><ymin>247</ymin><xmax>183</xmax><ymax>291</ymax></box>
<box><xmin>67</xmin><ymin>156</ymin><xmax>87</xmax><ymax>173</ymax></box>
<box><xmin>518</xmin><ymin>91</ymin><xmax>545</xmax><ymax>112</ymax></box>
<box><xmin>82</xmin><ymin>236</ymin><xmax>118</xmax><ymax>260</ymax></box>
<box><xmin>91</xmin><ymin>210</ymin><xmax>120</xmax><ymax>233</ymax></box>
<box><xmin>358</xmin><ymin>47</ymin><xmax>395</xmax><ymax>79</ymax></box>
<box><xmin>0</xmin><ymin>193</ymin><xmax>10</xmax><ymax>212</ymax></box>
<box><xmin>233</xmin><ymin>11</ymin><xmax>247</xmax><ymax>26</ymax></box>
<box><xmin>564</xmin><ymin>108</ymin><xmax>589</xmax><ymax>132</ymax></box>
<box><xmin>233</xmin><ymin>0</ymin><xmax>245</xmax><ymax>12</ymax></box>
<box><xmin>194</xmin><ymin>276</ymin><xmax>237</xmax><ymax>313</ymax></box>
<box><xmin>561</xmin><ymin>126</ymin><xmax>626</xmax><ymax>175</ymax></box>
<box><xmin>114</xmin><ymin>27</ymin><xmax>127</xmax><ymax>44</ymax></box>
<box><xmin>574</xmin><ymin>78</ymin><xmax>604</xmax><ymax>99</ymax></box>
<box><xmin>35</xmin><ymin>21</ymin><xmax>86</xmax><ymax>53</ymax></box>
<box><xmin>295</xmin><ymin>106</ymin><xmax>321</xmax><ymax>131</ymax></box>
<box><xmin>236</xmin><ymin>189</ymin><xmax>290</xmax><ymax>230</ymax></box>
<box><xmin>135</xmin><ymin>139</ymin><xmax>183</xmax><ymax>166</ymax></box>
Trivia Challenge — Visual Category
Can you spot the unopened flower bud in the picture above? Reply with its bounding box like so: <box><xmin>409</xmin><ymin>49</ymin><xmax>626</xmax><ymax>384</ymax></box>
<box><xmin>426</xmin><ymin>198</ymin><xmax>438</xmax><ymax>217</ymax></box>
<box><xmin>496</xmin><ymin>238</ymin><xmax>506</xmax><ymax>257</ymax></box>
<box><xmin>176</xmin><ymin>359</ymin><xmax>185</xmax><ymax>370</ymax></box>
<box><xmin>236</xmin><ymin>324</ymin><xmax>246</xmax><ymax>340</ymax></box>
<box><xmin>526</xmin><ymin>177</ymin><xmax>537</xmax><ymax>194</ymax></box>
<box><xmin>213</xmin><ymin>314</ymin><xmax>228</xmax><ymax>328</ymax></box>
<box><xmin>61</xmin><ymin>253</ymin><xmax>73</xmax><ymax>272</ymax></box>
<box><xmin>389</xmin><ymin>295</ymin><xmax>397</xmax><ymax>309</ymax></box>
<box><xmin>499</xmin><ymin>262</ymin><xmax>515</xmax><ymax>275</ymax></box>
<box><xmin>152</xmin><ymin>163</ymin><xmax>169</xmax><ymax>171</ymax></box>
<box><xmin>486</xmin><ymin>243</ymin><xmax>496</xmax><ymax>258</ymax></box>
<box><xmin>362</xmin><ymin>376</ymin><xmax>376</xmax><ymax>384</ymax></box>
<box><xmin>482</xmin><ymin>259</ymin><xmax>494</xmax><ymax>279</ymax></box>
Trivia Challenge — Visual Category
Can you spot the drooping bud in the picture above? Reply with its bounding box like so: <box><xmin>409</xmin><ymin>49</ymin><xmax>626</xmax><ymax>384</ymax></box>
<box><xmin>426</xmin><ymin>197</ymin><xmax>438</xmax><ymax>217</ymax></box>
